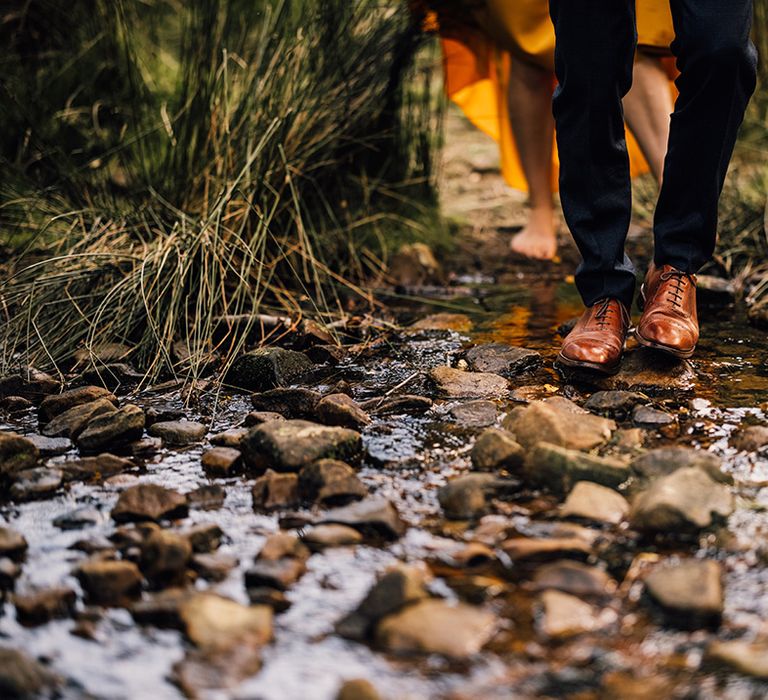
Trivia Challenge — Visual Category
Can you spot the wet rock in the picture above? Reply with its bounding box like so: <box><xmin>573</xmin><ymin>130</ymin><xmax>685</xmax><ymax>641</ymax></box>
<box><xmin>428</xmin><ymin>366</ymin><xmax>508</xmax><ymax>400</ymax></box>
<box><xmin>464</xmin><ymin>343</ymin><xmax>541</xmax><ymax>378</ymax></box>
<box><xmin>10</xmin><ymin>467</ymin><xmax>63</xmax><ymax>501</ymax></box>
<box><xmin>258</xmin><ymin>532</ymin><xmax>310</xmax><ymax>562</ymax></box>
<box><xmin>730</xmin><ymin>425</ymin><xmax>768</xmax><ymax>452</ymax></box>
<box><xmin>0</xmin><ymin>527</ymin><xmax>28</xmax><ymax>559</ymax></box>
<box><xmin>503</xmin><ymin>398</ymin><xmax>615</xmax><ymax>451</ymax></box>
<box><xmin>111</xmin><ymin>483</ymin><xmax>189</xmax><ymax>523</ymax></box>
<box><xmin>25</xmin><ymin>434</ymin><xmax>71</xmax><ymax>456</ymax></box>
<box><xmin>538</xmin><ymin>590</ymin><xmax>610</xmax><ymax>639</ymax></box>
<box><xmin>644</xmin><ymin>559</ymin><xmax>723</xmax><ymax>626</ymax></box>
<box><xmin>315</xmin><ymin>393</ymin><xmax>371</xmax><ymax>430</ymax></box>
<box><xmin>0</xmin><ymin>647</ymin><xmax>57</xmax><ymax>698</ymax></box>
<box><xmin>144</xmin><ymin>405</ymin><xmax>186</xmax><ymax>428</ymax></box>
<box><xmin>41</xmin><ymin>398</ymin><xmax>117</xmax><ymax>440</ymax></box>
<box><xmin>630</xmin><ymin>467</ymin><xmax>733</xmax><ymax>533</ymax></box>
<box><xmin>82</xmin><ymin>362</ymin><xmax>143</xmax><ymax>390</ymax></box>
<box><xmin>320</xmin><ymin>498</ymin><xmax>407</xmax><ymax>540</ymax></box>
<box><xmin>61</xmin><ymin>453</ymin><xmax>133</xmax><ymax>483</ymax></box>
<box><xmin>13</xmin><ymin>587</ymin><xmax>76</xmax><ymax>625</ymax></box>
<box><xmin>584</xmin><ymin>390</ymin><xmax>645</xmax><ymax>419</ymax></box>
<box><xmin>630</xmin><ymin>447</ymin><xmax>729</xmax><ymax>484</ymax></box>
<box><xmin>302</xmin><ymin>524</ymin><xmax>363</xmax><ymax>550</ymax></box>
<box><xmin>448</xmin><ymin>400</ymin><xmax>498</xmax><ymax>428</ymax></box>
<box><xmin>410</xmin><ymin>313</ymin><xmax>472</xmax><ymax>333</ymax></box>
<box><xmin>209</xmin><ymin>428</ymin><xmax>249</xmax><ymax>448</ymax></box>
<box><xmin>525</xmin><ymin>442</ymin><xmax>630</xmax><ymax>495</ymax></box>
<box><xmin>130</xmin><ymin>588</ymin><xmax>190</xmax><ymax>628</ymax></box>
<box><xmin>375</xmin><ymin>599</ymin><xmax>495</xmax><ymax>659</ymax></box>
<box><xmin>77</xmin><ymin>404</ymin><xmax>145</xmax><ymax>453</ymax></box>
<box><xmin>438</xmin><ymin>473</ymin><xmax>508</xmax><ymax>520</ymax></box>
<box><xmin>0</xmin><ymin>369</ymin><xmax>60</xmax><ymax>402</ymax></box>
<box><xmin>53</xmin><ymin>507</ymin><xmax>102</xmax><ymax>530</ymax></box>
<box><xmin>632</xmin><ymin>405</ymin><xmax>676</xmax><ymax>430</ymax></box>
<box><xmin>561</xmin><ymin>482</ymin><xmax>630</xmax><ymax>525</ymax></box>
<box><xmin>241</xmin><ymin>419</ymin><xmax>362</xmax><ymax>473</ymax></box>
<box><xmin>243</xmin><ymin>411</ymin><xmax>285</xmax><ymax>426</ymax></box>
<box><xmin>0</xmin><ymin>431</ymin><xmax>39</xmax><ymax>478</ymax></box>
<box><xmin>245</xmin><ymin>557</ymin><xmax>307</xmax><ymax>591</ymax></box>
<box><xmin>250</xmin><ymin>388</ymin><xmax>322</xmax><ymax>419</ymax></box>
<box><xmin>708</xmin><ymin>639</ymin><xmax>768</xmax><ymax>679</ymax></box>
<box><xmin>532</xmin><ymin>561</ymin><xmax>614</xmax><ymax>597</ymax></box>
<box><xmin>601</xmin><ymin>348</ymin><xmax>696</xmax><ymax>396</ymax></box>
<box><xmin>148</xmin><ymin>420</ymin><xmax>207</xmax><ymax>446</ymax></box>
<box><xmin>38</xmin><ymin>386</ymin><xmax>117</xmax><ymax>423</ymax></box>
<box><xmin>247</xmin><ymin>586</ymin><xmax>291</xmax><ymax>612</ymax></box>
<box><xmin>336</xmin><ymin>678</ymin><xmax>381</xmax><ymax>700</ymax></box>
<box><xmin>390</xmin><ymin>242</ymin><xmax>443</xmax><ymax>287</ymax></box>
<box><xmin>187</xmin><ymin>484</ymin><xmax>226</xmax><ymax>510</ymax></box>
<box><xmin>306</xmin><ymin>344</ymin><xmax>347</xmax><ymax>365</ymax></box>
<box><xmin>201</xmin><ymin>446</ymin><xmax>241</xmax><ymax>477</ymax></box>
<box><xmin>336</xmin><ymin>564</ymin><xmax>430</xmax><ymax>640</ymax></box>
<box><xmin>252</xmin><ymin>469</ymin><xmax>299</xmax><ymax>511</ymax></box>
<box><xmin>298</xmin><ymin>459</ymin><xmax>367</xmax><ymax>506</ymax></box>
<box><xmin>225</xmin><ymin>348</ymin><xmax>313</xmax><ymax>391</ymax></box>
<box><xmin>360</xmin><ymin>394</ymin><xmax>433</xmax><ymax>416</ymax></box>
<box><xmin>174</xmin><ymin>646</ymin><xmax>264</xmax><ymax>697</ymax></box>
<box><xmin>178</xmin><ymin>524</ymin><xmax>220</xmax><ymax>555</ymax></box>
<box><xmin>501</xmin><ymin>537</ymin><xmax>592</xmax><ymax>563</ymax></box>
<box><xmin>471</xmin><ymin>428</ymin><xmax>524</xmax><ymax>472</ymax></box>
<box><xmin>0</xmin><ymin>396</ymin><xmax>33</xmax><ymax>414</ymax></box>
<box><xmin>191</xmin><ymin>553</ymin><xmax>238</xmax><ymax>582</ymax></box>
<box><xmin>75</xmin><ymin>559</ymin><xmax>143</xmax><ymax>605</ymax></box>
<box><xmin>140</xmin><ymin>529</ymin><xmax>192</xmax><ymax>587</ymax></box>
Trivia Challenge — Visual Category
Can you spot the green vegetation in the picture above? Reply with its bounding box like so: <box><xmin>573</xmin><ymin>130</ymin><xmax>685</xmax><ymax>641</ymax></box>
<box><xmin>0</xmin><ymin>0</ymin><xmax>442</xmax><ymax>381</ymax></box>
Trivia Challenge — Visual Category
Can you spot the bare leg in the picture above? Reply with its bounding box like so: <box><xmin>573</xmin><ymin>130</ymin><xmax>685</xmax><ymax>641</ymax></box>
<box><xmin>622</xmin><ymin>52</ymin><xmax>673</xmax><ymax>184</ymax></box>
<box><xmin>507</xmin><ymin>52</ymin><xmax>557</xmax><ymax>260</ymax></box>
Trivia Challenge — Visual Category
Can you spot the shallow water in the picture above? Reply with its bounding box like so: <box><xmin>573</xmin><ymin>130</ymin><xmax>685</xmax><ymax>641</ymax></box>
<box><xmin>2</xmin><ymin>273</ymin><xmax>768</xmax><ymax>700</ymax></box>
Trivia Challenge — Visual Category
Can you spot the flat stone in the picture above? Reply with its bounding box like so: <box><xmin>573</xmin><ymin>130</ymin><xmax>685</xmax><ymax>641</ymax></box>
<box><xmin>0</xmin><ymin>431</ymin><xmax>39</xmax><ymax>478</ymax></box>
<box><xmin>532</xmin><ymin>561</ymin><xmax>614</xmax><ymax>597</ymax></box>
<box><xmin>448</xmin><ymin>400</ymin><xmax>498</xmax><ymax>428</ymax></box>
<box><xmin>315</xmin><ymin>393</ymin><xmax>371</xmax><ymax>430</ymax></box>
<box><xmin>302</xmin><ymin>524</ymin><xmax>363</xmax><ymax>550</ymax></box>
<box><xmin>584</xmin><ymin>391</ymin><xmax>645</xmax><ymax>419</ymax></box>
<box><xmin>708</xmin><ymin>639</ymin><xmax>768</xmax><ymax>679</ymax></box>
<box><xmin>320</xmin><ymin>498</ymin><xmax>406</xmax><ymax>540</ymax></box>
<box><xmin>149</xmin><ymin>421</ymin><xmax>207</xmax><ymax>446</ymax></box>
<box><xmin>77</xmin><ymin>404</ymin><xmax>145</xmax><ymax>453</ymax></box>
<box><xmin>252</xmin><ymin>469</ymin><xmax>299</xmax><ymax>511</ymax></box>
<box><xmin>0</xmin><ymin>647</ymin><xmax>57</xmax><ymax>698</ymax></box>
<box><xmin>13</xmin><ymin>587</ymin><xmax>76</xmax><ymax>625</ymax></box>
<box><xmin>250</xmin><ymin>388</ymin><xmax>322</xmax><ymax>419</ymax></box>
<box><xmin>630</xmin><ymin>447</ymin><xmax>729</xmax><ymax>484</ymax></box>
<box><xmin>538</xmin><ymin>590</ymin><xmax>609</xmax><ymax>639</ymax></box>
<box><xmin>53</xmin><ymin>507</ymin><xmax>102</xmax><ymax>530</ymax></box>
<box><xmin>201</xmin><ymin>447</ymin><xmax>241</xmax><ymax>477</ymax></box>
<box><xmin>600</xmin><ymin>348</ymin><xmax>696</xmax><ymax>396</ymax></box>
<box><xmin>111</xmin><ymin>483</ymin><xmax>189</xmax><ymax>523</ymax></box>
<box><xmin>75</xmin><ymin>559</ymin><xmax>142</xmax><ymax>605</ymax></box>
<box><xmin>632</xmin><ymin>405</ymin><xmax>676</xmax><ymax>429</ymax></box>
<box><xmin>561</xmin><ymin>482</ymin><xmax>630</xmax><ymax>524</ymax></box>
<box><xmin>191</xmin><ymin>553</ymin><xmax>238</xmax><ymax>582</ymax></box>
<box><xmin>525</xmin><ymin>442</ymin><xmax>630</xmax><ymax>495</ymax></box>
<box><xmin>0</xmin><ymin>527</ymin><xmax>27</xmax><ymax>558</ymax></box>
<box><xmin>409</xmin><ymin>313</ymin><xmax>473</xmax><ymax>333</ymax></box>
<box><xmin>501</xmin><ymin>537</ymin><xmax>592</xmax><ymax>563</ymax></box>
<box><xmin>25</xmin><ymin>434</ymin><xmax>71</xmax><ymax>456</ymax></box>
<box><xmin>209</xmin><ymin>427</ymin><xmax>249</xmax><ymax>447</ymax></box>
<box><xmin>225</xmin><ymin>348</ymin><xmax>313</xmax><ymax>391</ymax></box>
<box><xmin>504</xmin><ymin>397</ymin><xmax>615</xmax><ymax>451</ymax></box>
<box><xmin>241</xmin><ymin>419</ymin><xmax>361</xmax><ymax>472</ymax></box>
<box><xmin>375</xmin><ymin>599</ymin><xmax>495</xmax><ymax>659</ymax></box>
<box><xmin>39</xmin><ymin>386</ymin><xmax>117</xmax><ymax>423</ymax></box>
<box><xmin>731</xmin><ymin>425</ymin><xmax>768</xmax><ymax>452</ymax></box>
<box><xmin>438</xmin><ymin>473</ymin><xmax>506</xmax><ymax>520</ymax></box>
<box><xmin>471</xmin><ymin>428</ymin><xmax>524</xmax><ymax>472</ymax></box>
<box><xmin>645</xmin><ymin>559</ymin><xmax>723</xmax><ymax>624</ymax></box>
<box><xmin>630</xmin><ymin>467</ymin><xmax>733</xmax><ymax>533</ymax></box>
<box><xmin>428</xmin><ymin>366</ymin><xmax>508</xmax><ymax>400</ymax></box>
<box><xmin>10</xmin><ymin>467</ymin><xmax>63</xmax><ymax>501</ymax></box>
<box><xmin>41</xmin><ymin>398</ymin><xmax>117</xmax><ymax>440</ymax></box>
<box><xmin>298</xmin><ymin>459</ymin><xmax>367</xmax><ymax>506</ymax></box>
<box><xmin>464</xmin><ymin>344</ymin><xmax>541</xmax><ymax>378</ymax></box>
<box><xmin>360</xmin><ymin>395</ymin><xmax>433</xmax><ymax>416</ymax></box>
<box><xmin>140</xmin><ymin>529</ymin><xmax>192</xmax><ymax>587</ymax></box>
<box><xmin>61</xmin><ymin>453</ymin><xmax>134</xmax><ymax>483</ymax></box>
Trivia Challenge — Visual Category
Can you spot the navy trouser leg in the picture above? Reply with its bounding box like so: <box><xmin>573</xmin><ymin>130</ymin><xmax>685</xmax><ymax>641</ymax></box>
<box><xmin>549</xmin><ymin>0</ymin><xmax>638</xmax><ymax>309</ymax></box>
<box><xmin>654</xmin><ymin>0</ymin><xmax>758</xmax><ymax>272</ymax></box>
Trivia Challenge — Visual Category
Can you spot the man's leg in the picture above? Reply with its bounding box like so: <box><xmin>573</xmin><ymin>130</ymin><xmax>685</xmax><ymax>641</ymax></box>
<box><xmin>653</xmin><ymin>0</ymin><xmax>757</xmax><ymax>270</ymax></box>
<box><xmin>549</xmin><ymin>0</ymin><xmax>638</xmax><ymax>310</ymax></box>
<box><xmin>636</xmin><ymin>0</ymin><xmax>757</xmax><ymax>359</ymax></box>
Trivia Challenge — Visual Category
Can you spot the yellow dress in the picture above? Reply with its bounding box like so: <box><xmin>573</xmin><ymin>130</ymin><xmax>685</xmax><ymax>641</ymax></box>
<box><xmin>436</xmin><ymin>0</ymin><xmax>677</xmax><ymax>192</ymax></box>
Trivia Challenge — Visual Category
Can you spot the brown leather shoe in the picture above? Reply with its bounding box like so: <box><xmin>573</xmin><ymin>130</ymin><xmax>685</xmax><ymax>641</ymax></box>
<box><xmin>636</xmin><ymin>262</ymin><xmax>699</xmax><ymax>359</ymax></box>
<box><xmin>557</xmin><ymin>298</ymin><xmax>630</xmax><ymax>374</ymax></box>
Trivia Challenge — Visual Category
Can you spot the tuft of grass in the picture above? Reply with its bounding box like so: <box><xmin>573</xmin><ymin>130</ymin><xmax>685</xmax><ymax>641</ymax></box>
<box><xmin>0</xmin><ymin>0</ymin><xmax>446</xmax><ymax>383</ymax></box>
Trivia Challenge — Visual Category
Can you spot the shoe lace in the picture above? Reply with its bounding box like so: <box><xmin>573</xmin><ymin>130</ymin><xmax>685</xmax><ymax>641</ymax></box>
<box><xmin>593</xmin><ymin>298</ymin><xmax>614</xmax><ymax>330</ymax></box>
<box><xmin>660</xmin><ymin>269</ymin><xmax>695</xmax><ymax>309</ymax></box>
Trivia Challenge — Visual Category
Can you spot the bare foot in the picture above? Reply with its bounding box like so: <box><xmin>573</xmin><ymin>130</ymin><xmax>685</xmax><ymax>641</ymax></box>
<box><xmin>510</xmin><ymin>210</ymin><xmax>557</xmax><ymax>260</ymax></box>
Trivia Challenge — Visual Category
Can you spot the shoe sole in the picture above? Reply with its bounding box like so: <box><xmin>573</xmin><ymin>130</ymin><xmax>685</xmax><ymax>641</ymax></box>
<box><xmin>634</xmin><ymin>330</ymin><xmax>696</xmax><ymax>359</ymax></box>
<box><xmin>556</xmin><ymin>352</ymin><xmax>622</xmax><ymax>376</ymax></box>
